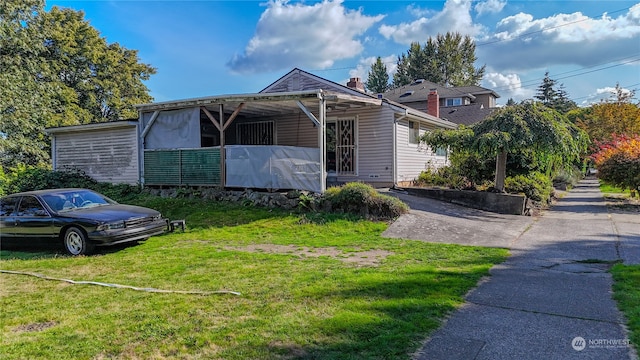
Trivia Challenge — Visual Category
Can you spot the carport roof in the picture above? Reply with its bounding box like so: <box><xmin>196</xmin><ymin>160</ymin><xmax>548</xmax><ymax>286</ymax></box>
<box><xmin>134</xmin><ymin>89</ymin><xmax>383</xmax><ymax>118</ymax></box>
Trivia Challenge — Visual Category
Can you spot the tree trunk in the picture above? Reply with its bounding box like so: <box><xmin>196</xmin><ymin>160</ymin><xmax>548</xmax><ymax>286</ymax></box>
<box><xmin>494</xmin><ymin>149</ymin><xmax>507</xmax><ymax>192</ymax></box>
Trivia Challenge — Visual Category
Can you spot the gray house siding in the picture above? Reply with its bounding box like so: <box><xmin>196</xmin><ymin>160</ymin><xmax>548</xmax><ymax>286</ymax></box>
<box><xmin>395</xmin><ymin>119</ymin><xmax>447</xmax><ymax>185</ymax></box>
<box><xmin>346</xmin><ymin>107</ymin><xmax>394</xmax><ymax>187</ymax></box>
<box><xmin>52</xmin><ymin>125</ymin><xmax>139</xmax><ymax>185</ymax></box>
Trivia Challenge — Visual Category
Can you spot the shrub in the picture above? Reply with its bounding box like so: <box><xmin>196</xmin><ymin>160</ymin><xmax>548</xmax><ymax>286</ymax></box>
<box><xmin>322</xmin><ymin>182</ymin><xmax>408</xmax><ymax>219</ymax></box>
<box><xmin>3</xmin><ymin>166</ymin><xmax>98</xmax><ymax>194</ymax></box>
<box><xmin>504</xmin><ymin>172</ymin><xmax>553</xmax><ymax>203</ymax></box>
<box><xmin>2</xmin><ymin>167</ymin><xmax>143</xmax><ymax>202</ymax></box>
<box><xmin>416</xmin><ymin>166</ymin><xmax>468</xmax><ymax>189</ymax></box>
<box><xmin>552</xmin><ymin>166</ymin><xmax>584</xmax><ymax>189</ymax></box>
<box><xmin>591</xmin><ymin>134</ymin><xmax>640</xmax><ymax>195</ymax></box>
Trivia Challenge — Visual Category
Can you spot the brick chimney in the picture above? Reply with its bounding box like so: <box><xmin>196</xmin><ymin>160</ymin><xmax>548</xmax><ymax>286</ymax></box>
<box><xmin>347</xmin><ymin>77</ymin><xmax>365</xmax><ymax>92</ymax></box>
<box><xmin>427</xmin><ymin>89</ymin><xmax>440</xmax><ymax>118</ymax></box>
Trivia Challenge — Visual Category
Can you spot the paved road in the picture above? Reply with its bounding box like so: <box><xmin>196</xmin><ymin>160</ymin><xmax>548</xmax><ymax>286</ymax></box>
<box><xmin>383</xmin><ymin>179</ymin><xmax>639</xmax><ymax>359</ymax></box>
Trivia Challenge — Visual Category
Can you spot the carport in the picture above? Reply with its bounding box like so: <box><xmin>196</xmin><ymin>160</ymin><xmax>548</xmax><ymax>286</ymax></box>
<box><xmin>135</xmin><ymin>90</ymin><xmax>382</xmax><ymax>193</ymax></box>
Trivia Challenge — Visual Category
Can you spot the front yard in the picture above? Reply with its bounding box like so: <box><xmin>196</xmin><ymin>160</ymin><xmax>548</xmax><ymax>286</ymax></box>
<box><xmin>0</xmin><ymin>197</ymin><xmax>507</xmax><ymax>359</ymax></box>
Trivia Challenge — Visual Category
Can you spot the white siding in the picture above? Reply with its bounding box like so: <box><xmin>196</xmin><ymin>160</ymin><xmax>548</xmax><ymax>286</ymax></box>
<box><xmin>346</xmin><ymin>107</ymin><xmax>394</xmax><ymax>186</ymax></box>
<box><xmin>273</xmin><ymin>114</ymin><xmax>319</xmax><ymax>147</ymax></box>
<box><xmin>271</xmin><ymin>107</ymin><xmax>396</xmax><ymax>187</ymax></box>
<box><xmin>53</xmin><ymin>127</ymin><xmax>139</xmax><ymax>185</ymax></box>
<box><xmin>396</xmin><ymin>119</ymin><xmax>448</xmax><ymax>185</ymax></box>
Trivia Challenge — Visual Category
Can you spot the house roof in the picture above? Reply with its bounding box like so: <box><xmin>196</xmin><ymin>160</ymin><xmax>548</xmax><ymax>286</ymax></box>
<box><xmin>46</xmin><ymin>120</ymin><xmax>138</xmax><ymax>134</ymax></box>
<box><xmin>134</xmin><ymin>68</ymin><xmax>456</xmax><ymax>129</ymax></box>
<box><xmin>134</xmin><ymin>89</ymin><xmax>383</xmax><ymax>118</ymax></box>
<box><xmin>383</xmin><ymin>79</ymin><xmax>500</xmax><ymax>103</ymax></box>
<box><xmin>440</xmin><ymin>103</ymin><xmax>496</xmax><ymax>126</ymax></box>
<box><xmin>260</xmin><ymin>68</ymin><xmax>374</xmax><ymax>99</ymax></box>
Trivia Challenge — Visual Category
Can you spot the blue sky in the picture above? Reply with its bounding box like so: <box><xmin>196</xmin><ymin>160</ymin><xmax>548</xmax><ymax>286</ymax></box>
<box><xmin>45</xmin><ymin>0</ymin><xmax>640</xmax><ymax>106</ymax></box>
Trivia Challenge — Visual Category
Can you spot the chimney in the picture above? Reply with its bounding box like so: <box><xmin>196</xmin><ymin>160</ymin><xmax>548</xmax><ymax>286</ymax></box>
<box><xmin>427</xmin><ymin>89</ymin><xmax>440</xmax><ymax>118</ymax></box>
<box><xmin>347</xmin><ymin>77</ymin><xmax>365</xmax><ymax>92</ymax></box>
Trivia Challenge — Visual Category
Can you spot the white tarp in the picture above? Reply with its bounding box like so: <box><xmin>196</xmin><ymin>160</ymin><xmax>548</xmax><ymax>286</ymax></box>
<box><xmin>143</xmin><ymin>108</ymin><xmax>200</xmax><ymax>149</ymax></box>
<box><xmin>226</xmin><ymin>145</ymin><xmax>321</xmax><ymax>193</ymax></box>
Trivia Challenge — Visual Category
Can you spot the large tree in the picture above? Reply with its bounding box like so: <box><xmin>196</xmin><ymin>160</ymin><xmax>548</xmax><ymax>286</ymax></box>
<box><xmin>422</xmin><ymin>102</ymin><xmax>588</xmax><ymax>191</ymax></box>
<box><xmin>568</xmin><ymin>84</ymin><xmax>640</xmax><ymax>142</ymax></box>
<box><xmin>41</xmin><ymin>7</ymin><xmax>156</xmax><ymax>126</ymax></box>
<box><xmin>393</xmin><ymin>32</ymin><xmax>485</xmax><ymax>88</ymax></box>
<box><xmin>0</xmin><ymin>1</ymin><xmax>156</xmax><ymax>171</ymax></box>
<box><xmin>534</xmin><ymin>72</ymin><xmax>577</xmax><ymax>113</ymax></box>
<box><xmin>365</xmin><ymin>57</ymin><xmax>390</xmax><ymax>94</ymax></box>
<box><xmin>0</xmin><ymin>0</ymin><xmax>53</xmax><ymax>169</ymax></box>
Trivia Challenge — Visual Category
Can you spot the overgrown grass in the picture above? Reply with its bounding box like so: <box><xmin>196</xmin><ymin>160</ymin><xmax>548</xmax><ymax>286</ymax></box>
<box><xmin>600</xmin><ymin>182</ymin><xmax>632</xmax><ymax>196</ymax></box>
<box><xmin>599</xmin><ymin>180</ymin><xmax>639</xmax><ymax>212</ymax></box>
<box><xmin>0</xmin><ymin>197</ymin><xmax>508</xmax><ymax>359</ymax></box>
<box><xmin>611</xmin><ymin>264</ymin><xmax>640</xmax><ymax>349</ymax></box>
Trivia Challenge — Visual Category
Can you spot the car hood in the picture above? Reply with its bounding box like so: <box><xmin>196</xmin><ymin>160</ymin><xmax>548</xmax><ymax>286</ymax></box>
<box><xmin>59</xmin><ymin>204</ymin><xmax>161</xmax><ymax>223</ymax></box>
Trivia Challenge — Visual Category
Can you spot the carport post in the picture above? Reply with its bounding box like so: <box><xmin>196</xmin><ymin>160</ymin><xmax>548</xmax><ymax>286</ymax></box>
<box><xmin>219</xmin><ymin>104</ymin><xmax>226</xmax><ymax>188</ymax></box>
<box><xmin>318</xmin><ymin>96</ymin><xmax>326</xmax><ymax>193</ymax></box>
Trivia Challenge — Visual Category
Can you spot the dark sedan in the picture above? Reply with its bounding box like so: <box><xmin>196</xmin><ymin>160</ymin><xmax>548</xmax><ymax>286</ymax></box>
<box><xmin>0</xmin><ymin>188</ymin><xmax>168</xmax><ymax>255</ymax></box>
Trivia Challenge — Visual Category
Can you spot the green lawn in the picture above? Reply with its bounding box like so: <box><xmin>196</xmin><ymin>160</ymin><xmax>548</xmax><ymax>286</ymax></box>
<box><xmin>611</xmin><ymin>264</ymin><xmax>640</xmax><ymax>350</ymax></box>
<box><xmin>0</xmin><ymin>197</ymin><xmax>508</xmax><ymax>359</ymax></box>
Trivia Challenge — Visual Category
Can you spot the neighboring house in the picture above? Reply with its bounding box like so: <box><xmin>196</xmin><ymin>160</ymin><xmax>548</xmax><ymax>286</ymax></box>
<box><xmin>383</xmin><ymin>79</ymin><xmax>500</xmax><ymax>125</ymax></box>
<box><xmin>47</xmin><ymin>68</ymin><xmax>457</xmax><ymax>192</ymax></box>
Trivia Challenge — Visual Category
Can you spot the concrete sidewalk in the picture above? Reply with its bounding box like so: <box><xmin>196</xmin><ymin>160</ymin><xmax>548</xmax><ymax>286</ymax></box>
<box><xmin>385</xmin><ymin>179</ymin><xmax>639</xmax><ymax>359</ymax></box>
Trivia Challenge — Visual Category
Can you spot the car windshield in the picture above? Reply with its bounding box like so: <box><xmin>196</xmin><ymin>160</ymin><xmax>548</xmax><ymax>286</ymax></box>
<box><xmin>41</xmin><ymin>190</ymin><xmax>116</xmax><ymax>212</ymax></box>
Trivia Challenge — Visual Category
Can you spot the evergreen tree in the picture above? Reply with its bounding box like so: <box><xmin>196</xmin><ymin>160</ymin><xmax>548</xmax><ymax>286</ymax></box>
<box><xmin>365</xmin><ymin>57</ymin><xmax>390</xmax><ymax>94</ymax></box>
<box><xmin>394</xmin><ymin>32</ymin><xmax>485</xmax><ymax>88</ymax></box>
<box><xmin>534</xmin><ymin>72</ymin><xmax>577</xmax><ymax>113</ymax></box>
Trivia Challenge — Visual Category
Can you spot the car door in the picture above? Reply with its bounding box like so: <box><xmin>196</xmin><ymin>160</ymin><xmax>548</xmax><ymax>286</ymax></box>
<box><xmin>13</xmin><ymin>195</ymin><xmax>56</xmax><ymax>243</ymax></box>
<box><xmin>0</xmin><ymin>196</ymin><xmax>20</xmax><ymax>242</ymax></box>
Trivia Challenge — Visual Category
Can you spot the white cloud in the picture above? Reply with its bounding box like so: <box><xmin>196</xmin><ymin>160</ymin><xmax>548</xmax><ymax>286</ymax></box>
<box><xmin>379</xmin><ymin>0</ymin><xmax>485</xmax><ymax>44</ymax></box>
<box><xmin>483</xmin><ymin>72</ymin><xmax>534</xmax><ymax>102</ymax></box>
<box><xmin>579</xmin><ymin>86</ymin><xmax>636</xmax><ymax>105</ymax></box>
<box><xmin>227</xmin><ymin>0</ymin><xmax>384</xmax><ymax>74</ymax></box>
<box><xmin>478</xmin><ymin>4</ymin><xmax>640</xmax><ymax>71</ymax></box>
<box><xmin>347</xmin><ymin>55</ymin><xmax>398</xmax><ymax>82</ymax></box>
<box><xmin>475</xmin><ymin>0</ymin><xmax>506</xmax><ymax>16</ymax></box>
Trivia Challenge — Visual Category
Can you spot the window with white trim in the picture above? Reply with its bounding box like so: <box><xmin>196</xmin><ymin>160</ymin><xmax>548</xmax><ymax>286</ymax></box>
<box><xmin>445</xmin><ymin>98</ymin><xmax>462</xmax><ymax>106</ymax></box>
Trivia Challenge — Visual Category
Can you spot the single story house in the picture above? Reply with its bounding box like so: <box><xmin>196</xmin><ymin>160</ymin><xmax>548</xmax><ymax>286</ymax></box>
<box><xmin>47</xmin><ymin>68</ymin><xmax>457</xmax><ymax>193</ymax></box>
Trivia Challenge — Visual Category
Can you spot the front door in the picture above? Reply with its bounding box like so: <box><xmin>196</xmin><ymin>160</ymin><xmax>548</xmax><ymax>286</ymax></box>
<box><xmin>326</xmin><ymin>117</ymin><xmax>356</xmax><ymax>175</ymax></box>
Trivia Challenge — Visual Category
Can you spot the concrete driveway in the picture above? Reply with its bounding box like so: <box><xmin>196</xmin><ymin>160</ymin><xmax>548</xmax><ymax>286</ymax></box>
<box><xmin>381</xmin><ymin>188</ymin><xmax>534</xmax><ymax>248</ymax></box>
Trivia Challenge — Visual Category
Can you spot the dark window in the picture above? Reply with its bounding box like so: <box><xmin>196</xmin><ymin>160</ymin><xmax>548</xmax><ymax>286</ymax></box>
<box><xmin>17</xmin><ymin>196</ymin><xmax>46</xmax><ymax>216</ymax></box>
<box><xmin>409</xmin><ymin>121</ymin><xmax>420</xmax><ymax>144</ymax></box>
<box><xmin>236</xmin><ymin>121</ymin><xmax>274</xmax><ymax>145</ymax></box>
<box><xmin>435</xmin><ymin>147</ymin><xmax>448</xmax><ymax>156</ymax></box>
<box><xmin>0</xmin><ymin>197</ymin><xmax>19</xmax><ymax>216</ymax></box>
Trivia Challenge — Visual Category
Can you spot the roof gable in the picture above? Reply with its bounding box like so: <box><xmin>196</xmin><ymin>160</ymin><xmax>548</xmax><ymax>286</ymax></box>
<box><xmin>260</xmin><ymin>68</ymin><xmax>374</xmax><ymax>98</ymax></box>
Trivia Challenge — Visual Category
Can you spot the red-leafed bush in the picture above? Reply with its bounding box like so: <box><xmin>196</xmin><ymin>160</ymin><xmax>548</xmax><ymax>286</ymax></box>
<box><xmin>591</xmin><ymin>134</ymin><xmax>640</xmax><ymax>195</ymax></box>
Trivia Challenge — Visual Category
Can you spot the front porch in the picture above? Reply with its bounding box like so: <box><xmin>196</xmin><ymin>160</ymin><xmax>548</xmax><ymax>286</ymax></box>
<box><xmin>136</xmin><ymin>90</ymin><xmax>382</xmax><ymax>193</ymax></box>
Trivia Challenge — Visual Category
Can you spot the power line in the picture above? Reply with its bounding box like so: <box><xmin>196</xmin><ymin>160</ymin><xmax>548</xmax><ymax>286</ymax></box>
<box><xmin>312</xmin><ymin>6</ymin><xmax>635</xmax><ymax>73</ymax></box>
<box><xmin>487</xmin><ymin>56</ymin><xmax>640</xmax><ymax>93</ymax></box>
<box><xmin>475</xmin><ymin>7</ymin><xmax>632</xmax><ymax>47</ymax></box>
<box><xmin>311</xmin><ymin>7</ymin><xmax>640</xmax><ymax>90</ymax></box>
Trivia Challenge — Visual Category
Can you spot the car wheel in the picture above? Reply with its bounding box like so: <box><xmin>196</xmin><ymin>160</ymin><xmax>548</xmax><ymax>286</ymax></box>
<box><xmin>63</xmin><ymin>227</ymin><xmax>94</xmax><ymax>256</ymax></box>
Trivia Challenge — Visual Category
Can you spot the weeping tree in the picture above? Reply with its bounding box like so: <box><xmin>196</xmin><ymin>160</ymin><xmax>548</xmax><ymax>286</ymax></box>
<box><xmin>422</xmin><ymin>102</ymin><xmax>589</xmax><ymax>191</ymax></box>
